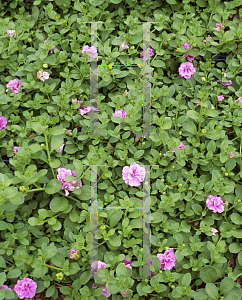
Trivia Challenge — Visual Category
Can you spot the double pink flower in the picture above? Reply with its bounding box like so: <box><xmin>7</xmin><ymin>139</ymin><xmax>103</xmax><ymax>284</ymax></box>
<box><xmin>6</xmin><ymin>79</ymin><xmax>22</xmax><ymax>93</ymax></box>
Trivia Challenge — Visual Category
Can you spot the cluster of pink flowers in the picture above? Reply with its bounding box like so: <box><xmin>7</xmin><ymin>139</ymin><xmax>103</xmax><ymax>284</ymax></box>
<box><xmin>179</xmin><ymin>62</ymin><xmax>196</xmax><ymax>79</ymax></box>
<box><xmin>7</xmin><ymin>29</ymin><xmax>16</xmax><ymax>38</ymax></box>
<box><xmin>214</xmin><ymin>23</ymin><xmax>225</xmax><ymax>33</ymax></box>
<box><xmin>69</xmin><ymin>248</ymin><xmax>80</xmax><ymax>259</ymax></box>
<box><xmin>206</xmin><ymin>195</ymin><xmax>225</xmax><ymax>213</ymax></box>
<box><xmin>82</xmin><ymin>45</ymin><xmax>98</xmax><ymax>58</ymax></box>
<box><xmin>122</xmin><ymin>162</ymin><xmax>146</xmax><ymax>187</ymax></box>
<box><xmin>0</xmin><ymin>278</ymin><xmax>37</xmax><ymax>299</ymax></box>
<box><xmin>44</xmin><ymin>40</ymin><xmax>57</xmax><ymax>53</ymax></box>
<box><xmin>140</xmin><ymin>47</ymin><xmax>154</xmax><ymax>60</ymax></box>
<box><xmin>37</xmin><ymin>71</ymin><xmax>49</xmax><ymax>82</ymax></box>
<box><xmin>56</xmin><ymin>167</ymin><xmax>82</xmax><ymax>196</ymax></box>
<box><xmin>120</xmin><ymin>42</ymin><xmax>129</xmax><ymax>52</ymax></box>
<box><xmin>77</xmin><ymin>100</ymin><xmax>100</xmax><ymax>116</ymax></box>
<box><xmin>6</xmin><ymin>79</ymin><xmax>22</xmax><ymax>93</ymax></box>
<box><xmin>0</xmin><ymin>115</ymin><xmax>7</xmax><ymax>130</ymax></box>
<box><xmin>181</xmin><ymin>42</ymin><xmax>195</xmax><ymax>61</ymax></box>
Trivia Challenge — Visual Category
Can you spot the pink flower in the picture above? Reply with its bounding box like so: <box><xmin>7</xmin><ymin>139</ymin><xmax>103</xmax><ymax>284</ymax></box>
<box><xmin>14</xmin><ymin>277</ymin><xmax>37</xmax><ymax>299</ymax></box>
<box><xmin>101</xmin><ymin>284</ymin><xmax>111</xmax><ymax>298</ymax></box>
<box><xmin>221</xmin><ymin>80</ymin><xmax>232</xmax><ymax>86</ymax></box>
<box><xmin>72</xmin><ymin>98</ymin><xmax>77</xmax><ymax>104</ymax></box>
<box><xmin>77</xmin><ymin>100</ymin><xmax>100</xmax><ymax>116</ymax></box>
<box><xmin>229</xmin><ymin>152</ymin><xmax>235</xmax><ymax>158</ymax></box>
<box><xmin>50</xmin><ymin>47</ymin><xmax>57</xmax><ymax>53</ymax></box>
<box><xmin>112</xmin><ymin>110</ymin><xmax>127</xmax><ymax>124</ymax></box>
<box><xmin>119</xmin><ymin>42</ymin><xmax>129</xmax><ymax>52</ymax></box>
<box><xmin>124</xmin><ymin>256</ymin><xmax>132</xmax><ymax>270</ymax></box>
<box><xmin>7</xmin><ymin>29</ymin><xmax>16</xmax><ymax>38</ymax></box>
<box><xmin>91</xmin><ymin>260</ymin><xmax>106</xmax><ymax>277</ymax></box>
<box><xmin>122</xmin><ymin>162</ymin><xmax>146</xmax><ymax>187</ymax></box>
<box><xmin>92</xmin><ymin>283</ymin><xmax>97</xmax><ymax>288</ymax></box>
<box><xmin>164</xmin><ymin>142</ymin><xmax>185</xmax><ymax>159</ymax></box>
<box><xmin>179</xmin><ymin>62</ymin><xmax>196</xmax><ymax>79</ymax></box>
<box><xmin>69</xmin><ymin>248</ymin><xmax>80</xmax><ymax>259</ymax></box>
<box><xmin>13</xmin><ymin>146</ymin><xmax>19</xmax><ymax>153</ymax></box>
<box><xmin>214</xmin><ymin>23</ymin><xmax>225</xmax><ymax>32</ymax></box>
<box><xmin>183</xmin><ymin>54</ymin><xmax>195</xmax><ymax>61</ymax></box>
<box><xmin>181</xmin><ymin>42</ymin><xmax>190</xmax><ymax>50</ymax></box>
<box><xmin>140</xmin><ymin>47</ymin><xmax>154</xmax><ymax>60</ymax></box>
<box><xmin>56</xmin><ymin>144</ymin><xmax>65</xmax><ymax>155</ymax></box>
<box><xmin>49</xmin><ymin>114</ymin><xmax>53</xmax><ymax>117</ymax></box>
<box><xmin>0</xmin><ymin>284</ymin><xmax>12</xmax><ymax>300</ymax></box>
<box><xmin>56</xmin><ymin>167</ymin><xmax>82</xmax><ymax>196</ymax></box>
<box><xmin>82</xmin><ymin>45</ymin><xmax>98</xmax><ymax>58</ymax></box>
<box><xmin>206</xmin><ymin>195</ymin><xmax>225</xmax><ymax>213</ymax></box>
<box><xmin>237</xmin><ymin>97</ymin><xmax>242</xmax><ymax>102</ymax></box>
<box><xmin>224</xmin><ymin>73</ymin><xmax>227</xmax><ymax>77</ymax></box>
<box><xmin>157</xmin><ymin>248</ymin><xmax>176</xmax><ymax>270</ymax></box>
<box><xmin>217</xmin><ymin>95</ymin><xmax>224</xmax><ymax>102</ymax></box>
<box><xmin>210</xmin><ymin>228</ymin><xmax>218</xmax><ymax>236</ymax></box>
<box><xmin>0</xmin><ymin>115</ymin><xmax>7</xmax><ymax>130</ymax></box>
<box><xmin>6</xmin><ymin>79</ymin><xmax>22</xmax><ymax>93</ymax></box>
<box><xmin>123</xmin><ymin>90</ymin><xmax>128</xmax><ymax>96</ymax></box>
<box><xmin>37</xmin><ymin>71</ymin><xmax>49</xmax><ymax>82</ymax></box>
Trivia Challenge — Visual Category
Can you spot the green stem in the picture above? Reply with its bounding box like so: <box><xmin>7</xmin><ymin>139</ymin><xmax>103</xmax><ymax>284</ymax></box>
<box><xmin>74</xmin><ymin>166</ymin><xmax>91</xmax><ymax>189</ymax></box>
<box><xmin>240</xmin><ymin>137</ymin><xmax>242</xmax><ymax>171</ymax></box>
<box><xmin>44</xmin><ymin>132</ymin><xmax>55</xmax><ymax>178</ymax></box>
<box><xmin>159</xmin><ymin>127</ymin><xmax>167</xmax><ymax>152</ymax></box>
<box><xmin>197</xmin><ymin>106</ymin><xmax>203</xmax><ymax>143</ymax></box>
<box><xmin>210</xmin><ymin>236</ymin><xmax>223</xmax><ymax>265</ymax></box>
<box><xmin>109</xmin><ymin>177</ymin><xmax>117</xmax><ymax>188</ymax></box>
<box><xmin>43</xmin><ymin>263</ymin><xmax>65</xmax><ymax>271</ymax></box>
<box><xmin>26</xmin><ymin>188</ymin><xmax>45</xmax><ymax>193</ymax></box>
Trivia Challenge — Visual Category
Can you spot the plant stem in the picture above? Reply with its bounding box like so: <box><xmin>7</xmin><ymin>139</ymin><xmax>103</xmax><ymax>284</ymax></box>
<box><xmin>74</xmin><ymin>166</ymin><xmax>91</xmax><ymax>189</ymax></box>
<box><xmin>43</xmin><ymin>263</ymin><xmax>65</xmax><ymax>271</ymax></box>
<box><xmin>197</xmin><ymin>106</ymin><xmax>203</xmax><ymax>143</ymax></box>
<box><xmin>44</xmin><ymin>133</ymin><xmax>55</xmax><ymax>178</ymax></box>
<box><xmin>159</xmin><ymin>127</ymin><xmax>167</xmax><ymax>152</ymax></box>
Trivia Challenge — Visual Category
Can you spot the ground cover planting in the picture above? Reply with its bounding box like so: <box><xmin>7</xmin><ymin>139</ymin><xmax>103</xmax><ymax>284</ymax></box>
<box><xmin>1</xmin><ymin>0</ymin><xmax>242</xmax><ymax>299</ymax></box>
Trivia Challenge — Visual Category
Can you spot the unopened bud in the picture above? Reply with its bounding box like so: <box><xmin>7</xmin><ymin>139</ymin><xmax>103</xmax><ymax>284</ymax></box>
<box><xmin>201</xmin><ymin>77</ymin><xmax>206</xmax><ymax>81</ymax></box>
<box><xmin>43</xmin><ymin>64</ymin><xmax>48</xmax><ymax>68</ymax></box>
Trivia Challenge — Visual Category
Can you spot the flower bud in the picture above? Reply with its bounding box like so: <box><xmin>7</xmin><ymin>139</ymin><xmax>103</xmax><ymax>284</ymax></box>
<box><xmin>41</xmin><ymin>144</ymin><xmax>45</xmax><ymax>147</ymax></box>
<box><xmin>130</xmin><ymin>46</ymin><xmax>135</xmax><ymax>50</ymax></box>
<box><xmin>172</xmin><ymin>166</ymin><xmax>175</xmax><ymax>169</ymax></box>
<box><xmin>179</xmin><ymin>184</ymin><xmax>182</xmax><ymax>187</ymax></box>
<box><xmin>202</xmin><ymin>129</ymin><xmax>207</xmax><ymax>134</ymax></box>
<box><xmin>225</xmin><ymin>201</ymin><xmax>228</xmax><ymax>205</ymax></box>
<box><xmin>201</xmin><ymin>77</ymin><xmax>206</xmax><ymax>81</ymax></box>
<box><xmin>225</xmin><ymin>173</ymin><xmax>228</xmax><ymax>176</ymax></box>
<box><xmin>179</xmin><ymin>131</ymin><xmax>182</xmax><ymax>135</ymax></box>
<box><xmin>161</xmin><ymin>178</ymin><xmax>164</xmax><ymax>182</ymax></box>
<box><xmin>123</xmin><ymin>90</ymin><xmax>128</xmax><ymax>96</ymax></box>
<box><xmin>43</xmin><ymin>64</ymin><xmax>48</xmax><ymax>68</ymax></box>
<box><xmin>108</xmin><ymin>64</ymin><xmax>113</xmax><ymax>70</ymax></box>
<box><xmin>19</xmin><ymin>186</ymin><xmax>25</xmax><ymax>192</ymax></box>
<box><xmin>171</xmin><ymin>285</ymin><xmax>175</xmax><ymax>289</ymax></box>
<box><xmin>238</xmin><ymin>199</ymin><xmax>241</xmax><ymax>202</ymax></box>
<box><xmin>182</xmin><ymin>244</ymin><xmax>185</xmax><ymax>247</ymax></box>
<box><xmin>176</xmin><ymin>48</ymin><xmax>180</xmax><ymax>52</ymax></box>
<box><xmin>28</xmin><ymin>38</ymin><xmax>32</xmax><ymax>43</ymax></box>
<box><xmin>72</xmin><ymin>98</ymin><xmax>77</xmax><ymax>104</ymax></box>
<box><xmin>56</xmin><ymin>272</ymin><xmax>63</xmax><ymax>280</ymax></box>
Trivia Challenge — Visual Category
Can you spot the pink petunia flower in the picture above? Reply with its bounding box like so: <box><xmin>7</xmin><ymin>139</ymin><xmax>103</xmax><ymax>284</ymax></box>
<box><xmin>6</xmin><ymin>79</ymin><xmax>22</xmax><ymax>93</ymax></box>
<box><xmin>49</xmin><ymin>114</ymin><xmax>53</xmax><ymax>117</ymax></box>
<box><xmin>82</xmin><ymin>45</ymin><xmax>98</xmax><ymax>58</ymax></box>
<box><xmin>217</xmin><ymin>95</ymin><xmax>224</xmax><ymax>102</ymax></box>
<box><xmin>181</xmin><ymin>42</ymin><xmax>190</xmax><ymax>50</ymax></box>
<box><xmin>91</xmin><ymin>260</ymin><xmax>106</xmax><ymax>277</ymax></box>
<box><xmin>7</xmin><ymin>29</ymin><xmax>16</xmax><ymax>38</ymax></box>
<box><xmin>183</xmin><ymin>54</ymin><xmax>195</xmax><ymax>61</ymax></box>
<box><xmin>206</xmin><ymin>195</ymin><xmax>225</xmax><ymax>213</ymax></box>
<box><xmin>140</xmin><ymin>47</ymin><xmax>154</xmax><ymax>60</ymax></box>
<box><xmin>14</xmin><ymin>278</ymin><xmax>37</xmax><ymax>299</ymax></box>
<box><xmin>221</xmin><ymin>80</ymin><xmax>232</xmax><ymax>86</ymax></box>
<box><xmin>69</xmin><ymin>248</ymin><xmax>80</xmax><ymax>259</ymax></box>
<box><xmin>237</xmin><ymin>97</ymin><xmax>242</xmax><ymax>102</ymax></box>
<box><xmin>0</xmin><ymin>284</ymin><xmax>12</xmax><ymax>300</ymax></box>
<box><xmin>123</xmin><ymin>90</ymin><xmax>128</xmax><ymax>96</ymax></box>
<box><xmin>56</xmin><ymin>144</ymin><xmax>65</xmax><ymax>155</ymax></box>
<box><xmin>112</xmin><ymin>110</ymin><xmax>127</xmax><ymax>125</ymax></box>
<box><xmin>92</xmin><ymin>282</ymin><xmax>111</xmax><ymax>298</ymax></box>
<box><xmin>120</xmin><ymin>288</ymin><xmax>133</xmax><ymax>298</ymax></box>
<box><xmin>56</xmin><ymin>167</ymin><xmax>82</xmax><ymax>196</ymax></box>
<box><xmin>50</xmin><ymin>47</ymin><xmax>57</xmax><ymax>53</ymax></box>
<box><xmin>0</xmin><ymin>115</ymin><xmax>7</xmax><ymax>130</ymax></box>
<box><xmin>229</xmin><ymin>152</ymin><xmax>235</xmax><ymax>158</ymax></box>
<box><xmin>157</xmin><ymin>248</ymin><xmax>176</xmax><ymax>270</ymax></box>
<box><xmin>124</xmin><ymin>256</ymin><xmax>132</xmax><ymax>270</ymax></box>
<box><xmin>138</xmin><ymin>258</ymin><xmax>156</xmax><ymax>276</ymax></box>
<box><xmin>37</xmin><ymin>71</ymin><xmax>49</xmax><ymax>82</ymax></box>
<box><xmin>210</xmin><ymin>228</ymin><xmax>218</xmax><ymax>236</ymax></box>
<box><xmin>120</xmin><ymin>42</ymin><xmax>129</xmax><ymax>52</ymax></box>
<box><xmin>122</xmin><ymin>162</ymin><xmax>146</xmax><ymax>187</ymax></box>
<box><xmin>163</xmin><ymin>142</ymin><xmax>185</xmax><ymax>159</ymax></box>
<box><xmin>77</xmin><ymin>100</ymin><xmax>100</xmax><ymax>116</ymax></box>
<box><xmin>179</xmin><ymin>62</ymin><xmax>196</xmax><ymax>79</ymax></box>
<box><xmin>72</xmin><ymin>98</ymin><xmax>77</xmax><ymax>104</ymax></box>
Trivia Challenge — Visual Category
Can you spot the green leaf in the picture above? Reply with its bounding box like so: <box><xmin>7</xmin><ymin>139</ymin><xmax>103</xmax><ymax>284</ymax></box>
<box><xmin>200</xmin><ymin>266</ymin><xmax>217</xmax><ymax>283</ymax></box>
<box><xmin>229</xmin><ymin>243</ymin><xmax>241</xmax><ymax>253</ymax></box>
<box><xmin>187</xmin><ymin>110</ymin><xmax>199</xmax><ymax>120</ymax></box>
<box><xmin>80</xmin><ymin>270</ymin><xmax>92</xmax><ymax>285</ymax></box>
<box><xmin>224</xmin><ymin>294</ymin><xmax>240</xmax><ymax>300</ymax></box>
<box><xmin>0</xmin><ymin>272</ymin><xmax>6</xmax><ymax>287</ymax></box>
<box><xmin>8</xmin><ymin>192</ymin><xmax>24</xmax><ymax>206</ymax></box>
<box><xmin>46</xmin><ymin>285</ymin><xmax>56</xmax><ymax>297</ymax></box>
<box><xmin>106</xmin><ymin>278</ymin><xmax>120</xmax><ymax>294</ymax></box>
<box><xmin>110</xmin><ymin>0</ymin><xmax>122</xmax><ymax>3</ymax></box>
<box><xmin>231</xmin><ymin>229</ymin><xmax>242</xmax><ymax>238</ymax></box>
<box><xmin>60</xmin><ymin>286</ymin><xmax>72</xmax><ymax>295</ymax></box>
<box><xmin>151</xmin><ymin>60</ymin><xmax>165</xmax><ymax>68</ymax></box>
<box><xmin>69</xmin><ymin>262</ymin><xmax>79</xmax><ymax>275</ymax></box>
<box><xmin>77</xmin><ymin>185</ymin><xmax>90</xmax><ymax>200</ymax></box>
<box><xmin>231</xmin><ymin>213</ymin><xmax>242</xmax><ymax>225</ymax></box>
<box><xmin>225</xmin><ymin>158</ymin><xmax>236</xmax><ymax>171</ymax></box>
<box><xmin>151</xmin><ymin>211</ymin><xmax>163</xmax><ymax>223</ymax></box>
<box><xmin>109</xmin><ymin>235</ymin><xmax>121</xmax><ymax>247</ymax></box>
<box><xmin>50</xmin><ymin>127</ymin><xmax>66</xmax><ymax>135</ymax></box>
<box><xmin>220</xmin><ymin>277</ymin><xmax>234</xmax><ymax>295</ymax></box>
<box><xmin>0</xmin><ymin>256</ymin><xmax>6</xmax><ymax>268</ymax></box>
<box><xmin>111</xmin><ymin>116</ymin><xmax>123</xmax><ymax>123</ymax></box>
<box><xmin>116</xmin><ymin>262</ymin><xmax>130</xmax><ymax>277</ymax></box>
<box><xmin>182</xmin><ymin>273</ymin><xmax>191</xmax><ymax>286</ymax></box>
<box><xmin>31</xmin><ymin>122</ymin><xmax>48</xmax><ymax>135</ymax></box>
<box><xmin>129</xmin><ymin>35</ymin><xmax>142</xmax><ymax>44</ymax></box>
<box><xmin>205</xmin><ymin>283</ymin><xmax>219</xmax><ymax>300</ymax></box>
<box><xmin>152</xmin><ymin>257</ymin><xmax>161</xmax><ymax>272</ymax></box>
<box><xmin>183</xmin><ymin>121</ymin><xmax>197</xmax><ymax>135</ymax></box>
<box><xmin>63</xmin><ymin>176</ymin><xmax>76</xmax><ymax>182</ymax></box>
<box><xmin>51</xmin><ymin>135</ymin><xmax>64</xmax><ymax>152</ymax></box>
<box><xmin>73</xmin><ymin>159</ymin><xmax>83</xmax><ymax>170</ymax></box>
<box><xmin>206</xmin><ymin>109</ymin><xmax>218</xmax><ymax>118</ymax></box>
<box><xmin>109</xmin><ymin>210</ymin><xmax>123</xmax><ymax>228</ymax></box>
<box><xmin>45</xmin><ymin>179</ymin><xmax>62</xmax><ymax>194</ymax></box>
<box><xmin>89</xmin><ymin>0</ymin><xmax>105</xmax><ymax>5</ymax></box>
<box><xmin>50</xmin><ymin>197</ymin><xmax>68</xmax><ymax>212</ymax></box>
<box><xmin>134</xmin><ymin>150</ymin><xmax>144</xmax><ymax>159</ymax></box>
<box><xmin>7</xmin><ymin>269</ymin><xmax>21</xmax><ymax>279</ymax></box>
